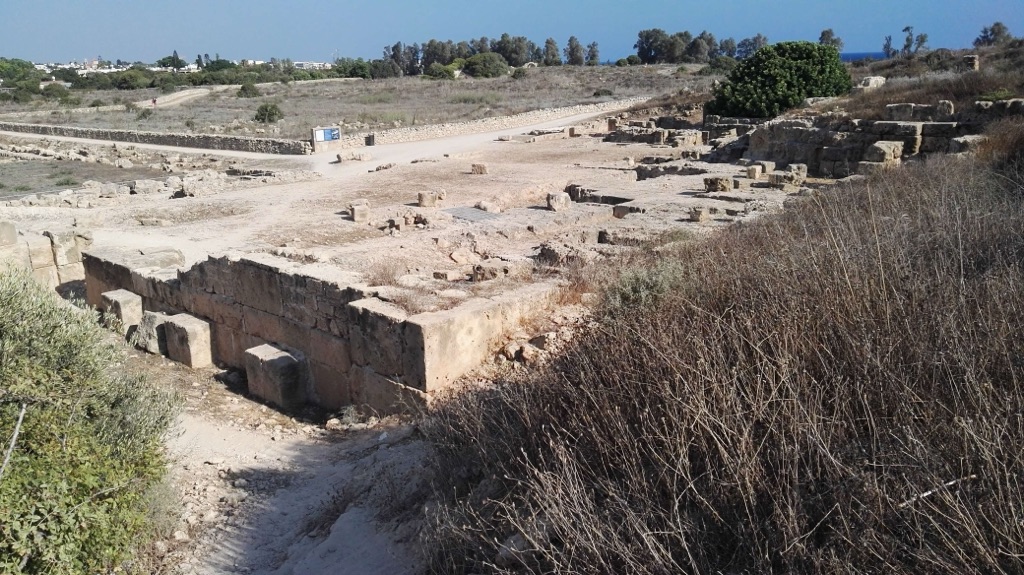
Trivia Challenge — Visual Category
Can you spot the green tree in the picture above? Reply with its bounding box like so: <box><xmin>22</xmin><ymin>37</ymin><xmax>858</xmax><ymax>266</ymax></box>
<box><xmin>635</xmin><ymin>28</ymin><xmax>670</xmax><ymax>63</ymax></box>
<box><xmin>736</xmin><ymin>34</ymin><xmax>768</xmax><ymax>59</ymax></box>
<box><xmin>586</xmin><ymin>42</ymin><xmax>600</xmax><ymax>66</ymax></box>
<box><xmin>708</xmin><ymin>41</ymin><xmax>852</xmax><ymax>118</ymax></box>
<box><xmin>719</xmin><ymin>37</ymin><xmax>738</xmax><ymax>58</ymax></box>
<box><xmin>564</xmin><ymin>36</ymin><xmax>585</xmax><ymax>65</ymax></box>
<box><xmin>463</xmin><ymin>52</ymin><xmax>509</xmax><ymax>77</ymax></box>
<box><xmin>974</xmin><ymin>21</ymin><xmax>1012</xmax><ymax>47</ymax></box>
<box><xmin>819</xmin><ymin>28</ymin><xmax>844</xmax><ymax>52</ymax></box>
<box><xmin>155</xmin><ymin>50</ymin><xmax>186</xmax><ymax>70</ymax></box>
<box><xmin>901</xmin><ymin>26</ymin><xmax>914</xmax><ymax>57</ymax></box>
<box><xmin>543</xmin><ymin>37</ymin><xmax>562</xmax><ymax>66</ymax></box>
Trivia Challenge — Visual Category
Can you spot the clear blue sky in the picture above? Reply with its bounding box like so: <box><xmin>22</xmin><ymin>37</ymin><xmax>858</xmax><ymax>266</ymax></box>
<box><xmin>2</xmin><ymin>0</ymin><xmax>1021</xmax><ymax>64</ymax></box>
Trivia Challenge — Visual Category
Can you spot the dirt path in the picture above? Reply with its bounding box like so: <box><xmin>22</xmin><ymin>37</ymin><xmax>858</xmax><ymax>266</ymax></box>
<box><xmin>137</xmin><ymin>86</ymin><xmax>234</xmax><ymax>109</ymax></box>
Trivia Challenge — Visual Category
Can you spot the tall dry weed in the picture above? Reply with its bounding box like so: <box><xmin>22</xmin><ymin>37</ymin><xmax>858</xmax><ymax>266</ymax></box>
<box><xmin>422</xmin><ymin>127</ymin><xmax>1024</xmax><ymax>573</ymax></box>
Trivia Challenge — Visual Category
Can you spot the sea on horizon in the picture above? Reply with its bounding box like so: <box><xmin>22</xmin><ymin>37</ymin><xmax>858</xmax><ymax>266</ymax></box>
<box><xmin>841</xmin><ymin>51</ymin><xmax>887</xmax><ymax>62</ymax></box>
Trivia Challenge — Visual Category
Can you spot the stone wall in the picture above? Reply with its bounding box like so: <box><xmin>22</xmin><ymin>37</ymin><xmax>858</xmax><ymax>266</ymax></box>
<box><xmin>707</xmin><ymin>99</ymin><xmax>1024</xmax><ymax>177</ymax></box>
<box><xmin>0</xmin><ymin>221</ymin><xmax>91</xmax><ymax>290</ymax></box>
<box><xmin>82</xmin><ymin>248</ymin><xmax>559</xmax><ymax>413</ymax></box>
<box><xmin>0</xmin><ymin>121</ymin><xmax>312</xmax><ymax>155</ymax></box>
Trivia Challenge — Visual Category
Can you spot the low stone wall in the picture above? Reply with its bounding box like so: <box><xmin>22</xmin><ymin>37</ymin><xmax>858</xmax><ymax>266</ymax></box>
<box><xmin>0</xmin><ymin>121</ymin><xmax>312</xmax><ymax>155</ymax></box>
<box><xmin>83</xmin><ymin>248</ymin><xmax>559</xmax><ymax>413</ymax></box>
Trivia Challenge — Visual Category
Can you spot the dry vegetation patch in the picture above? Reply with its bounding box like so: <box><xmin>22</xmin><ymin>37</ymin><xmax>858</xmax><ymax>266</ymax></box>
<box><xmin>422</xmin><ymin>123</ymin><xmax>1024</xmax><ymax>574</ymax></box>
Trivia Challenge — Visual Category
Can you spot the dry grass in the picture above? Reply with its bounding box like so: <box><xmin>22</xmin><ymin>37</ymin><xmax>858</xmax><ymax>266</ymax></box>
<box><xmin>421</xmin><ymin>123</ymin><xmax>1024</xmax><ymax>573</ymax></box>
<box><xmin>840</xmin><ymin>68</ymin><xmax>1024</xmax><ymax>120</ymax></box>
<box><xmin>4</xmin><ymin>66</ymin><xmax>689</xmax><ymax>140</ymax></box>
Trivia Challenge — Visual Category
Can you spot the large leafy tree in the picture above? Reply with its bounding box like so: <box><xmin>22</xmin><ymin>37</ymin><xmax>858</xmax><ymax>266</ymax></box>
<box><xmin>708</xmin><ymin>41</ymin><xmax>852</xmax><ymax>118</ymax></box>
<box><xmin>635</xmin><ymin>28</ymin><xmax>669</xmax><ymax>64</ymax></box>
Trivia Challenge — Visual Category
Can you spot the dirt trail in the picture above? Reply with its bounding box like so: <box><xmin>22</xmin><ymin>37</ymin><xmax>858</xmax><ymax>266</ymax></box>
<box><xmin>137</xmin><ymin>86</ymin><xmax>234</xmax><ymax>109</ymax></box>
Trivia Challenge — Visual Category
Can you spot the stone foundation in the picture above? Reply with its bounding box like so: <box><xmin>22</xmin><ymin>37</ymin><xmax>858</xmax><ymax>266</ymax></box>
<box><xmin>83</xmin><ymin>247</ymin><xmax>559</xmax><ymax>413</ymax></box>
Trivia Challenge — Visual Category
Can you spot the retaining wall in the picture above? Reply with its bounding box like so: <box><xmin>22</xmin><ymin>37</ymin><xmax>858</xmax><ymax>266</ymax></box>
<box><xmin>0</xmin><ymin>221</ymin><xmax>92</xmax><ymax>289</ymax></box>
<box><xmin>82</xmin><ymin>248</ymin><xmax>558</xmax><ymax>413</ymax></box>
<box><xmin>0</xmin><ymin>121</ymin><xmax>312</xmax><ymax>155</ymax></box>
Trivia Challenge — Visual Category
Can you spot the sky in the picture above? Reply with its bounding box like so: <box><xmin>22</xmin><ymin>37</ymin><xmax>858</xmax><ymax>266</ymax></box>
<box><xmin>1</xmin><ymin>0</ymin><xmax>1022</xmax><ymax>64</ymax></box>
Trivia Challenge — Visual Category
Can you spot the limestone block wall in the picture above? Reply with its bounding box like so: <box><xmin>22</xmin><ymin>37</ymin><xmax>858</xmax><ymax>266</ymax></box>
<box><xmin>82</xmin><ymin>248</ymin><xmax>559</xmax><ymax>413</ymax></box>
<box><xmin>0</xmin><ymin>121</ymin><xmax>312</xmax><ymax>155</ymax></box>
<box><xmin>708</xmin><ymin>99</ymin><xmax>1024</xmax><ymax>177</ymax></box>
<box><xmin>0</xmin><ymin>221</ymin><xmax>92</xmax><ymax>290</ymax></box>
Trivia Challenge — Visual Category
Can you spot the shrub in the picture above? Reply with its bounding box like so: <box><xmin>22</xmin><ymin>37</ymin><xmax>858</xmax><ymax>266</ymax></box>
<box><xmin>135</xmin><ymin>108</ymin><xmax>153</xmax><ymax>121</ymax></box>
<box><xmin>254</xmin><ymin>102</ymin><xmax>283</xmax><ymax>123</ymax></box>
<box><xmin>697</xmin><ymin>55</ymin><xmax>738</xmax><ymax>76</ymax></box>
<box><xmin>425</xmin><ymin>62</ymin><xmax>456</xmax><ymax>80</ymax></box>
<box><xmin>626</xmin><ymin>54</ymin><xmax>642</xmax><ymax>66</ymax></box>
<box><xmin>615</xmin><ymin>58</ymin><xmax>629</xmax><ymax>67</ymax></box>
<box><xmin>54</xmin><ymin>177</ymin><xmax>78</xmax><ymax>186</ymax></box>
<box><xmin>88</xmin><ymin>98</ymin><xmax>105</xmax><ymax>108</ymax></box>
<box><xmin>463</xmin><ymin>52</ymin><xmax>509</xmax><ymax>78</ymax></box>
<box><xmin>592</xmin><ymin>88</ymin><xmax>614</xmax><ymax>97</ymax></box>
<box><xmin>511</xmin><ymin>67</ymin><xmax>528</xmax><ymax>80</ymax></box>
<box><xmin>0</xmin><ymin>268</ymin><xmax>176</xmax><ymax>573</ymax></box>
<box><xmin>423</xmin><ymin>137</ymin><xmax>1024</xmax><ymax>573</ymax></box>
<box><xmin>236</xmin><ymin>82</ymin><xmax>262</xmax><ymax>98</ymax></box>
<box><xmin>707</xmin><ymin>41</ymin><xmax>851</xmax><ymax>117</ymax></box>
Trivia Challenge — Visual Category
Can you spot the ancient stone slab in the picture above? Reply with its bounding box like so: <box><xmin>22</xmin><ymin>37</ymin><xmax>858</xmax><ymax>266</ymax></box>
<box><xmin>690</xmin><ymin>207</ymin><xmax>710</xmax><ymax>223</ymax></box>
<box><xmin>351</xmin><ymin>204</ymin><xmax>369</xmax><ymax>224</ymax></box>
<box><xmin>101</xmin><ymin>289</ymin><xmax>143</xmax><ymax>336</ymax></box>
<box><xmin>165</xmin><ymin>313</ymin><xmax>214</xmax><ymax>368</ymax></box>
<box><xmin>470</xmin><ymin>163</ymin><xmax>489</xmax><ymax>175</ymax></box>
<box><xmin>445</xmin><ymin>207</ymin><xmax>501</xmax><ymax>222</ymax></box>
<box><xmin>348</xmin><ymin>298</ymin><xmax>408</xmax><ymax>377</ymax></box>
<box><xmin>546</xmin><ymin>192</ymin><xmax>571</xmax><ymax>212</ymax></box>
<box><xmin>309</xmin><ymin>329</ymin><xmax>352</xmax><ymax>373</ymax></box>
<box><xmin>0</xmin><ymin>221</ymin><xmax>16</xmax><ymax>247</ymax></box>
<box><xmin>612</xmin><ymin>205</ymin><xmax>632</xmax><ymax>219</ymax></box>
<box><xmin>746</xmin><ymin>165</ymin><xmax>762</xmax><ymax>180</ymax></box>
<box><xmin>44</xmin><ymin>231</ymin><xmax>81</xmax><ymax>266</ymax></box>
<box><xmin>417</xmin><ymin>191</ymin><xmax>438</xmax><ymax>208</ymax></box>
<box><xmin>349</xmin><ymin>365</ymin><xmax>428</xmax><ymax>414</ymax></box>
<box><xmin>703</xmin><ymin>177</ymin><xmax>730</xmax><ymax>193</ymax></box>
<box><xmin>0</xmin><ymin>239</ymin><xmax>31</xmax><ymax>269</ymax></box>
<box><xmin>886</xmin><ymin>103</ymin><xmax>916</xmax><ymax>121</ymax></box>
<box><xmin>864</xmin><ymin>141</ymin><xmax>904</xmax><ymax>162</ymax></box>
<box><xmin>756</xmin><ymin>160</ymin><xmax>776</xmax><ymax>173</ymax></box>
<box><xmin>56</xmin><ymin>263</ymin><xmax>85</xmax><ymax>284</ymax></box>
<box><xmin>244</xmin><ymin>344</ymin><xmax>307</xmax><ymax>409</ymax></box>
<box><xmin>31</xmin><ymin>266</ymin><xmax>59</xmax><ymax>290</ymax></box>
<box><xmin>136</xmin><ymin>311</ymin><xmax>170</xmax><ymax>355</ymax></box>
<box><xmin>25</xmin><ymin>235</ymin><xmax>55</xmax><ymax>270</ymax></box>
<box><xmin>309</xmin><ymin>360</ymin><xmax>349</xmax><ymax>410</ymax></box>
<box><xmin>949</xmin><ymin>135</ymin><xmax>986</xmax><ymax>153</ymax></box>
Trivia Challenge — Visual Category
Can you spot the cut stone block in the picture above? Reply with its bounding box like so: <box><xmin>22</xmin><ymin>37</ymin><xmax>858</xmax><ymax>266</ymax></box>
<box><xmin>0</xmin><ymin>221</ymin><xmax>16</xmax><ymax>247</ymax></box>
<box><xmin>165</xmin><ymin>313</ymin><xmax>213</xmax><ymax>368</ymax></box>
<box><xmin>56</xmin><ymin>263</ymin><xmax>85</xmax><ymax>284</ymax></box>
<box><xmin>703</xmin><ymin>177</ymin><xmax>730</xmax><ymax>193</ymax></box>
<box><xmin>0</xmin><ymin>240</ymin><xmax>31</xmax><ymax>269</ymax></box>
<box><xmin>25</xmin><ymin>235</ymin><xmax>55</xmax><ymax>270</ymax></box>
<box><xmin>864</xmin><ymin>141</ymin><xmax>904</xmax><ymax>162</ymax></box>
<box><xmin>756</xmin><ymin>160</ymin><xmax>776</xmax><ymax>174</ymax></box>
<box><xmin>102</xmin><ymin>289</ymin><xmax>143</xmax><ymax>336</ymax></box>
<box><xmin>690</xmin><ymin>207</ymin><xmax>710</xmax><ymax>223</ymax></box>
<box><xmin>546</xmin><ymin>192</ymin><xmax>571</xmax><ymax>212</ymax></box>
<box><xmin>350</xmin><ymin>204</ymin><xmax>369</xmax><ymax>224</ymax></box>
<box><xmin>44</xmin><ymin>231</ymin><xmax>81</xmax><ymax>266</ymax></box>
<box><xmin>417</xmin><ymin>191</ymin><xmax>438</xmax><ymax>208</ymax></box>
<box><xmin>244</xmin><ymin>344</ymin><xmax>307</xmax><ymax>409</ymax></box>
<box><xmin>135</xmin><ymin>308</ymin><xmax>168</xmax><ymax>354</ymax></box>
<box><xmin>746</xmin><ymin>165</ymin><xmax>762</xmax><ymax>180</ymax></box>
<box><xmin>612</xmin><ymin>205</ymin><xmax>632</xmax><ymax>219</ymax></box>
<box><xmin>470</xmin><ymin>163</ymin><xmax>489</xmax><ymax>175</ymax></box>
<box><xmin>31</xmin><ymin>266</ymin><xmax>59</xmax><ymax>290</ymax></box>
